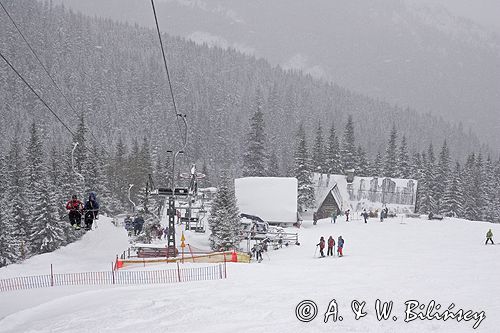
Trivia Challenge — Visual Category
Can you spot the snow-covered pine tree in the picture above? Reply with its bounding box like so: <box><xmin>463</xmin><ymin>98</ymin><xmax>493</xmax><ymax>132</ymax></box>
<box><xmin>0</xmin><ymin>152</ymin><xmax>16</xmax><ymax>266</ymax></box>
<box><xmin>480</xmin><ymin>156</ymin><xmax>496</xmax><ymax>222</ymax></box>
<box><xmin>435</xmin><ymin>140</ymin><xmax>451</xmax><ymax>212</ymax></box>
<box><xmin>371</xmin><ymin>151</ymin><xmax>383</xmax><ymax>177</ymax></box>
<box><xmin>440</xmin><ymin>162</ymin><xmax>463</xmax><ymax>217</ymax></box>
<box><xmin>492</xmin><ymin>158</ymin><xmax>500</xmax><ymax>223</ymax></box>
<box><xmin>410</xmin><ymin>152</ymin><xmax>422</xmax><ymax>180</ymax></box>
<box><xmin>356</xmin><ymin>145</ymin><xmax>369</xmax><ymax>176</ymax></box>
<box><xmin>208</xmin><ymin>172</ymin><xmax>242</xmax><ymax>251</ymax></box>
<box><xmin>6</xmin><ymin>132</ymin><xmax>28</xmax><ymax>261</ymax></box>
<box><xmin>474</xmin><ymin>154</ymin><xmax>487</xmax><ymax>221</ymax></box>
<box><xmin>398</xmin><ymin>135</ymin><xmax>411</xmax><ymax>178</ymax></box>
<box><xmin>340</xmin><ymin>115</ymin><xmax>356</xmax><ymax>172</ymax></box>
<box><xmin>325</xmin><ymin>121</ymin><xmax>341</xmax><ymax>174</ymax></box>
<box><xmin>462</xmin><ymin>153</ymin><xmax>479</xmax><ymax>220</ymax></box>
<box><xmin>293</xmin><ymin>124</ymin><xmax>315</xmax><ymax>212</ymax></box>
<box><xmin>383</xmin><ymin>124</ymin><xmax>398</xmax><ymax>178</ymax></box>
<box><xmin>26</xmin><ymin>123</ymin><xmax>64</xmax><ymax>254</ymax></box>
<box><xmin>311</xmin><ymin>122</ymin><xmax>324</xmax><ymax>174</ymax></box>
<box><xmin>267</xmin><ymin>149</ymin><xmax>280</xmax><ymax>177</ymax></box>
<box><xmin>112</xmin><ymin>136</ymin><xmax>129</xmax><ymax>205</ymax></box>
<box><xmin>242</xmin><ymin>97</ymin><xmax>267</xmax><ymax>177</ymax></box>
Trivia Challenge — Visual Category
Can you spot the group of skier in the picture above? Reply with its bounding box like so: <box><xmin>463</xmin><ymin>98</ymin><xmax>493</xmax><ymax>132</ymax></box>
<box><xmin>65</xmin><ymin>192</ymin><xmax>99</xmax><ymax>230</ymax></box>
<box><xmin>317</xmin><ymin>235</ymin><xmax>344</xmax><ymax>258</ymax></box>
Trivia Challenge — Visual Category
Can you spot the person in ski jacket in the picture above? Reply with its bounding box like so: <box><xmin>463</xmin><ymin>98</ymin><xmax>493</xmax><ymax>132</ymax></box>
<box><xmin>327</xmin><ymin>236</ymin><xmax>335</xmax><ymax>256</ymax></box>
<box><xmin>163</xmin><ymin>226</ymin><xmax>169</xmax><ymax>240</ymax></box>
<box><xmin>485</xmin><ymin>229</ymin><xmax>494</xmax><ymax>245</ymax></box>
<box><xmin>66</xmin><ymin>194</ymin><xmax>83</xmax><ymax>229</ymax></box>
<box><xmin>362</xmin><ymin>209</ymin><xmax>369</xmax><ymax>223</ymax></box>
<box><xmin>317</xmin><ymin>236</ymin><xmax>326</xmax><ymax>257</ymax></box>
<box><xmin>83</xmin><ymin>192</ymin><xmax>99</xmax><ymax>231</ymax></box>
<box><xmin>380</xmin><ymin>208</ymin><xmax>384</xmax><ymax>222</ymax></box>
<box><xmin>133</xmin><ymin>213</ymin><xmax>145</xmax><ymax>236</ymax></box>
<box><xmin>331</xmin><ymin>210</ymin><xmax>337</xmax><ymax>224</ymax></box>
<box><xmin>313</xmin><ymin>211</ymin><xmax>318</xmax><ymax>225</ymax></box>
<box><xmin>124</xmin><ymin>214</ymin><xmax>133</xmax><ymax>236</ymax></box>
<box><xmin>345</xmin><ymin>209</ymin><xmax>350</xmax><ymax>222</ymax></box>
<box><xmin>337</xmin><ymin>236</ymin><xmax>344</xmax><ymax>257</ymax></box>
<box><xmin>252</xmin><ymin>243</ymin><xmax>263</xmax><ymax>262</ymax></box>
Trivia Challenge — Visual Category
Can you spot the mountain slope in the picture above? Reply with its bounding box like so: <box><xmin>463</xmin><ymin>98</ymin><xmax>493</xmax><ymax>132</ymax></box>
<box><xmin>53</xmin><ymin>0</ymin><xmax>500</xmax><ymax>148</ymax></box>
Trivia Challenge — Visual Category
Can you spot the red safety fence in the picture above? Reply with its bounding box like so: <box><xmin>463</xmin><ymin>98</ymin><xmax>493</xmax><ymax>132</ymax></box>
<box><xmin>0</xmin><ymin>262</ymin><xmax>226</xmax><ymax>292</ymax></box>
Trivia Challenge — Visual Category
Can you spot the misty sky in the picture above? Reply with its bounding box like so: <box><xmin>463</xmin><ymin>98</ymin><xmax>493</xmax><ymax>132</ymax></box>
<box><xmin>408</xmin><ymin>0</ymin><xmax>500</xmax><ymax>33</ymax></box>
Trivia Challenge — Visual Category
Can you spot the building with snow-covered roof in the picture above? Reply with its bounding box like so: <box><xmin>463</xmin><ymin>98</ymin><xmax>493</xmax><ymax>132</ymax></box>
<box><xmin>234</xmin><ymin>177</ymin><xmax>298</xmax><ymax>225</ymax></box>
<box><xmin>312</xmin><ymin>172</ymin><xmax>418</xmax><ymax>219</ymax></box>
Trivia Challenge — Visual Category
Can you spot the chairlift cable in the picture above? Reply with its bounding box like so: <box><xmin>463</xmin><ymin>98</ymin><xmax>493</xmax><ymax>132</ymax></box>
<box><xmin>0</xmin><ymin>1</ymin><xmax>111</xmax><ymax>157</ymax></box>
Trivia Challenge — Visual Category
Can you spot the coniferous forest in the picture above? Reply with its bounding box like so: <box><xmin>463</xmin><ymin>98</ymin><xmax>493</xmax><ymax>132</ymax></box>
<box><xmin>0</xmin><ymin>0</ymin><xmax>499</xmax><ymax>266</ymax></box>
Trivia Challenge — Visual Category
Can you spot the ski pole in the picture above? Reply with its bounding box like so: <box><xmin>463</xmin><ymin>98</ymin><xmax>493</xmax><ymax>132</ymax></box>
<box><xmin>314</xmin><ymin>245</ymin><xmax>318</xmax><ymax>258</ymax></box>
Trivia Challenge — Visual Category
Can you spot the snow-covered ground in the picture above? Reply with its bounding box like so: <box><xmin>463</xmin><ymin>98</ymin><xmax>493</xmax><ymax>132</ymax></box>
<box><xmin>1</xmin><ymin>216</ymin><xmax>499</xmax><ymax>332</ymax></box>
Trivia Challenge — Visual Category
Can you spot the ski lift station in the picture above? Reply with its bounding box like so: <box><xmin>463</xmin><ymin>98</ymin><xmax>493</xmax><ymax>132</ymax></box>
<box><xmin>234</xmin><ymin>177</ymin><xmax>299</xmax><ymax>226</ymax></box>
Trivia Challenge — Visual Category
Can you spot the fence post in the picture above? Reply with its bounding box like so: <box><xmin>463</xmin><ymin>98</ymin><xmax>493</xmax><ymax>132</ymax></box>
<box><xmin>224</xmin><ymin>260</ymin><xmax>227</xmax><ymax>279</ymax></box>
<box><xmin>111</xmin><ymin>263</ymin><xmax>115</xmax><ymax>285</ymax></box>
<box><xmin>50</xmin><ymin>264</ymin><xmax>54</xmax><ymax>287</ymax></box>
<box><xmin>176</xmin><ymin>261</ymin><xmax>181</xmax><ymax>282</ymax></box>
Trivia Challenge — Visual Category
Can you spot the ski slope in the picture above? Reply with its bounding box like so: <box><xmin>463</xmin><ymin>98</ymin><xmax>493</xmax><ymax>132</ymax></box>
<box><xmin>1</xmin><ymin>216</ymin><xmax>499</xmax><ymax>332</ymax></box>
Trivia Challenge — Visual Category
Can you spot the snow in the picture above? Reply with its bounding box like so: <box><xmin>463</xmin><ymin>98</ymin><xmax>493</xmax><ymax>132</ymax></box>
<box><xmin>234</xmin><ymin>177</ymin><xmax>298</xmax><ymax>224</ymax></box>
<box><xmin>1</xmin><ymin>215</ymin><xmax>500</xmax><ymax>332</ymax></box>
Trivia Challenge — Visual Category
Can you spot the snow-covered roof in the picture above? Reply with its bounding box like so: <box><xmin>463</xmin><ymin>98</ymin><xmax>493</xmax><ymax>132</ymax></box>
<box><xmin>234</xmin><ymin>177</ymin><xmax>298</xmax><ymax>223</ymax></box>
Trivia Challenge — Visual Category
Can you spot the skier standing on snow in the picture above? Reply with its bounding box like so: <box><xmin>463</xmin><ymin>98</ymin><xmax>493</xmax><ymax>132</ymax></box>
<box><xmin>313</xmin><ymin>211</ymin><xmax>318</xmax><ymax>225</ymax></box>
<box><xmin>327</xmin><ymin>236</ymin><xmax>335</xmax><ymax>256</ymax></box>
<box><xmin>362</xmin><ymin>209</ymin><xmax>369</xmax><ymax>223</ymax></box>
<box><xmin>345</xmin><ymin>209</ymin><xmax>350</xmax><ymax>222</ymax></box>
<box><xmin>83</xmin><ymin>192</ymin><xmax>99</xmax><ymax>231</ymax></box>
<box><xmin>331</xmin><ymin>210</ymin><xmax>337</xmax><ymax>224</ymax></box>
<box><xmin>252</xmin><ymin>243</ymin><xmax>263</xmax><ymax>262</ymax></box>
<box><xmin>485</xmin><ymin>229</ymin><xmax>494</xmax><ymax>245</ymax></box>
<box><xmin>66</xmin><ymin>194</ymin><xmax>83</xmax><ymax>230</ymax></box>
<box><xmin>317</xmin><ymin>236</ymin><xmax>326</xmax><ymax>257</ymax></box>
<box><xmin>337</xmin><ymin>236</ymin><xmax>345</xmax><ymax>257</ymax></box>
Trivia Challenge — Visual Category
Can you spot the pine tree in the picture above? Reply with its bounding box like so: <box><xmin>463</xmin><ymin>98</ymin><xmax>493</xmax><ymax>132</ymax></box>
<box><xmin>6</xmin><ymin>133</ymin><xmax>28</xmax><ymax>260</ymax></box>
<box><xmin>435</xmin><ymin>140</ymin><xmax>451</xmax><ymax>212</ymax></box>
<box><xmin>340</xmin><ymin>115</ymin><xmax>356</xmax><ymax>172</ymax></box>
<box><xmin>0</xmin><ymin>152</ymin><xmax>16</xmax><ymax>266</ymax></box>
<box><xmin>242</xmin><ymin>104</ymin><xmax>267</xmax><ymax>177</ymax></box>
<box><xmin>267</xmin><ymin>149</ymin><xmax>280</xmax><ymax>177</ymax></box>
<box><xmin>384</xmin><ymin>124</ymin><xmax>398</xmax><ymax>178</ymax></box>
<box><xmin>371</xmin><ymin>151</ymin><xmax>384</xmax><ymax>177</ymax></box>
<box><xmin>325</xmin><ymin>121</ymin><xmax>341</xmax><ymax>174</ymax></box>
<box><xmin>440</xmin><ymin>162</ymin><xmax>463</xmax><ymax>217</ymax></box>
<box><xmin>481</xmin><ymin>156</ymin><xmax>496</xmax><ymax>222</ymax></box>
<box><xmin>293</xmin><ymin>124</ymin><xmax>315</xmax><ymax>211</ymax></box>
<box><xmin>356</xmin><ymin>145</ymin><xmax>369</xmax><ymax>177</ymax></box>
<box><xmin>462</xmin><ymin>153</ymin><xmax>478</xmax><ymax>220</ymax></box>
<box><xmin>208</xmin><ymin>172</ymin><xmax>242</xmax><ymax>251</ymax></box>
<box><xmin>398</xmin><ymin>135</ymin><xmax>410</xmax><ymax>178</ymax></box>
<box><xmin>311</xmin><ymin>122</ymin><xmax>324</xmax><ymax>173</ymax></box>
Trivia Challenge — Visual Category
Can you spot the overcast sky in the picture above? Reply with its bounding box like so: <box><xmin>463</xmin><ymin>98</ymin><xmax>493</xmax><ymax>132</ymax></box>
<box><xmin>408</xmin><ymin>0</ymin><xmax>500</xmax><ymax>33</ymax></box>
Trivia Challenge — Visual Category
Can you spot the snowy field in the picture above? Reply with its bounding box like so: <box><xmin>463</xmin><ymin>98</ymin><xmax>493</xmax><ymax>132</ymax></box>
<box><xmin>1</xmin><ymin>216</ymin><xmax>499</xmax><ymax>332</ymax></box>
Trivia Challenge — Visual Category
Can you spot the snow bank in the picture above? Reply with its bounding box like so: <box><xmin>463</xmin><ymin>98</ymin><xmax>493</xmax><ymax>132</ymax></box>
<box><xmin>235</xmin><ymin>177</ymin><xmax>297</xmax><ymax>223</ymax></box>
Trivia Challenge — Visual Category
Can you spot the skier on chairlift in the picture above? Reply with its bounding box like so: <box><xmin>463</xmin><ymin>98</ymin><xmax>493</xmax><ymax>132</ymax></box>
<box><xmin>83</xmin><ymin>192</ymin><xmax>99</xmax><ymax>231</ymax></box>
<box><xmin>66</xmin><ymin>194</ymin><xmax>83</xmax><ymax>230</ymax></box>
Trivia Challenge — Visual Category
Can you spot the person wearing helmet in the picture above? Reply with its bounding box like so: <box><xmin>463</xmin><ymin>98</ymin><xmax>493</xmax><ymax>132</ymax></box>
<box><xmin>124</xmin><ymin>214</ymin><xmax>133</xmax><ymax>236</ymax></box>
<box><xmin>66</xmin><ymin>194</ymin><xmax>83</xmax><ymax>229</ymax></box>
